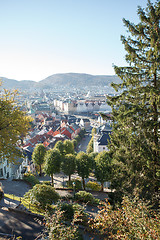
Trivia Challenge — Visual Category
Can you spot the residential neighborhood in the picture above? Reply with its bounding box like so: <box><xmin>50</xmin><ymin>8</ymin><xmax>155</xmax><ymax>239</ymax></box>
<box><xmin>0</xmin><ymin>0</ymin><xmax>159</xmax><ymax>239</ymax></box>
<box><xmin>0</xmin><ymin>91</ymin><xmax>112</xmax><ymax>181</ymax></box>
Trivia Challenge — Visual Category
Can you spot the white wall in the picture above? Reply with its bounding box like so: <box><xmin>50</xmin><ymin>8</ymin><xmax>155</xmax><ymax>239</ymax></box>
<box><xmin>0</xmin><ymin>159</ymin><xmax>12</xmax><ymax>179</ymax></box>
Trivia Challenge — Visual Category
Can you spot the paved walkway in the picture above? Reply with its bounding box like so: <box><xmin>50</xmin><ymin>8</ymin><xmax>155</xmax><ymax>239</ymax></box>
<box><xmin>0</xmin><ymin>208</ymin><xmax>43</xmax><ymax>240</ymax></box>
<box><xmin>0</xmin><ymin>178</ymin><xmax>107</xmax><ymax>240</ymax></box>
<box><xmin>0</xmin><ymin>179</ymin><xmax>30</xmax><ymax>197</ymax></box>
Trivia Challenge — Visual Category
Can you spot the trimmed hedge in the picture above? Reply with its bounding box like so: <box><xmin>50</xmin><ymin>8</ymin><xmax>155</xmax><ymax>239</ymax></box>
<box><xmin>75</xmin><ymin>191</ymin><xmax>100</xmax><ymax>205</ymax></box>
<box><xmin>86</xmin><ymin>181</ymin><xmax>101</xmax><ymax>191</ymax></box>
<box><xmin>24</xmin><ymin>183</ymin><xmax>60</xmax><ymax>208</ymax></box>
<box><xmin>23</xmin><ymin>172</ymin><xmax>39</xmax><ymax>187</ymax></box>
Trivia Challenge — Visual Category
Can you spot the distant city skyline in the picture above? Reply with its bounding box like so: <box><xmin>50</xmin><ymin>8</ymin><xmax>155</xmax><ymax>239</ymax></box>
<box><xmin>0</xmin><ymin>0</ymin><xmax>156</xmax><ymax>82</ymax></box>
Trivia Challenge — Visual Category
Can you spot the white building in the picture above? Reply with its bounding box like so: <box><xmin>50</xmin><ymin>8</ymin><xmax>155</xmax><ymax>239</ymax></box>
<box><xmin>54</xmin><ymin>99</ymin><xmax>110</xmax><ymax>114</ymax></box>
<box><xmin>0</xmin><ymin>159</ymin><xmax>13</xmax><ymax>179</ymax></box>
<box><xmin>93</xmin><ymin>125</ymin><xmax>112</xmax><ymax>153</ymax></box>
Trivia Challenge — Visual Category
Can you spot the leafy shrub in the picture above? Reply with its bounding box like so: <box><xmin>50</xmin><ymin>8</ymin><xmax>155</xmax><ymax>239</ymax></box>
<box><xmin>58</xmin><ymin>202</ymin><xmax>74</xmax><ymax>221</ymax></box>
<box><xmin>66</xmin><ymin>178</ymin><xmax>82</xmax><ymax>190</ymax></box>
<box><xmin>42</xmin><ymin>181</ymin><xmax>51</xmax><ymax>185</ymax></box>
<box><xmin>43</xmin><ymin>208</ymin><xmax>83</xmax><ymax>240</ymax></box>
<box><xmin>86</xmin><ymin>181</ymin><xmax>101</xmax><ymax>191</ymax></box>
<box><xmin>89</xmin><ymin>195</ymin><xmax>160</xmax><ymax>239</ymax></box>
<box><xmin>23</xmin><ymin>172</ymin><xmax>39</xmax><ymax>187</ymax></box>
<box><xmin>56</xmin><ymin>202</ymin><xmax>88</xmax><ymax>224</ymax></box>
<box><xmin>24</xmin><ymin>184</ymin><xmax>60</xmax><ymax>208</ymax></box>
<box><xmin>75</xmin><ymin>191</ymin><xmax>100</xmax><ymax>205</ymax></box>
<box><xmin>72</xmin><ymin>203</ymin><xmax>88</xmax><ymax>225</ymax></box>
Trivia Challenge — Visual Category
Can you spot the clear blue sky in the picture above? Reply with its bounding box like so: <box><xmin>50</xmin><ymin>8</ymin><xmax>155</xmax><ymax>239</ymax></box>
<box><xmin>0</xmin><ymin>0</ymin><xmax>156</xmax><ymax>81</ymax></box>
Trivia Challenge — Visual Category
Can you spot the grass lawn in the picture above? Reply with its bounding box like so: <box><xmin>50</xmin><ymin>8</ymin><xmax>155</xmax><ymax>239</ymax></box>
<box><xmin>4</xmin><ymin>193</ymin><xmax>45</xmax><ymax>215</ymax></box>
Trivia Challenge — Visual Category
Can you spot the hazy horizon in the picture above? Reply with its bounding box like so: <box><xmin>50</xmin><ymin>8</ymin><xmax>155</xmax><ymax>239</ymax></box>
<box><xmin>1</xmin><ymin>72</ymin><xmax>118</xmax><ymax>82</ymax></box>
<box><xmin>0</xmin><ymin>0</ymin><xmax>157</xmax><ymax>81</ymax></box>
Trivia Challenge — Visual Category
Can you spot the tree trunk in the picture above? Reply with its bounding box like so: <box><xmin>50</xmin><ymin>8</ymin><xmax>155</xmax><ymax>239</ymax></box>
<box><xmin>51</xmin><ymin>174</ymin><xmax>54</xmax><ymax>186</ymax></box>
<box><xmin>82</xmin><ymin>178</ymin><xmax>85</xmax><ymax>190</ymax></box>
<box><xmin>101</xmin><ymin>182</ymin><xmax>104</xmax><ymax>192</ymax></box>
<box><xmin>69</xmin><ymin>175</ymin><xmax>71</xmax><ymax>184</ymax></box>
<box><xmin>39</xmin><ymin>164</ymin><xmax>42</xmax><ymax>176</ymax></box>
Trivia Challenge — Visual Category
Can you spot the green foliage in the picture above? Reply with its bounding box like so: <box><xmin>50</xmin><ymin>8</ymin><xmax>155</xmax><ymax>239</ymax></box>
<box><xmin>54</xmin><ymin>140</ymin><xmax>75</xmax><ymax>155</ymax></box>
<box><xmin>72</xmin><ymin>139</ymin><xmax>78</xmax><ymax>149</ymax></box>
<box><xmin>107</xmin><ymin>0</ymin><xmax>160</xmax><ymax>206</ymax></box>
<box><xmin>89</xmin><ymin>195</ymin><xmax>160</xmax><ymax>239</ymax></box>
<box><xmin>66</xmin><ymin>178</ymin><xmax>82</xmax><ymax>190</ymax></box>
<box><xmin>42</xmin><ymin>181</ymin><xmax>51</xmax><ymax>185</ymax></box>
<box><xmin>61</xmin><ymin>153</ymin><xmax>76</xmax><ymax>182</ymax></box>
<box><xmin>54</xmin><ymin>140</ymin><xmax>64</xmax><ymax>154</ymax></box>
<box><xmin>0</xmin><ymin>87</ymin><xmax>31</xmax><ymax>162</ymax></box>
<box><xmin>44</xmin><ymin>149</ymin><xmax>61</xmax><ymax>185</ymax></box>
<box><xmin>91</xmin><ymin>127</ymin><xmax>97</xmax><ymax>136</ymax></box>
<box><xmin>23</xmin><ymin>172</ymin><xmax>39</xmax><ymax>187</ymax></box>
<box><xmin>76</xmin><ymin>152</ymin><xmax>91</xmax><ymax>190</ymax></box>
<box><xmin>32</xmin><ymin>143</ymin><xmax>46</xmax><ymax>176</ymax></box>
<box><xmin>94</xmin><ymin>151</ymin><xmax>113</xmax><ymax>191</ymax></box>
<box><xmin>58</xmin><ymin>202</ymin><xmax>74</xmax><ymax>220</ymax></box>
<box><xmin>86</xmin><ymin>128</ymin><xmax>96</xmax><ymax>154</ymax></box>
<box><xmin>86</xmin><ymin>137</ymin><xmax>93</xmax><ymax>154</ymax></box>
<box><xmin>88</xmin><ymin>152</ymin><xmax>98</xmax><ymax>171</ymax></box>
<box><xmin>75</xmin><ymin>191</ymin><xmax>100</xmax><ymax>205</ymax></box>
<box><xmin>43</xmin><ymin>205</ymin><xmax>83</xmax><ymax>239</ymax></box>
<box><xmin>86</xmin><ymin>181</ymin><xmax>101</xmax><ymax>191</ymax></box>
<box><xmin>24</xmin><ymin>183</ymin><xmax>60</xmax><ymax>208</ymax></box>
<box><xmin>56</xmin><ymin>202</ymin><xmax>88</xmax><ymax>225</ymax></box>
<box><xmin>63</xmin><ymin>140</ymin><xmax>75</xmax><ymax>155</ymax></box>
<box><xmin>74</xmin><ymin>135</ymin><xmax>81</xmax><ymax>144</ymax></box>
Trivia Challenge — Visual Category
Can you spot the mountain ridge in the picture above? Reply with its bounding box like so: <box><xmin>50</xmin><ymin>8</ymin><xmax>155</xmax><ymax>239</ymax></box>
<box><xmin>0</xmin><ymin>73</ymin><xmax>121</xmax><ymax>90</ymax></box>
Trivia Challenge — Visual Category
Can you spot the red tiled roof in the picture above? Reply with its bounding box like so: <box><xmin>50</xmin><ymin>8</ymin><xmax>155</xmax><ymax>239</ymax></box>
<box><xmin>43</xmin><ymin>140</ymin><xmax>50</xmax><ymax>147</ymax></box>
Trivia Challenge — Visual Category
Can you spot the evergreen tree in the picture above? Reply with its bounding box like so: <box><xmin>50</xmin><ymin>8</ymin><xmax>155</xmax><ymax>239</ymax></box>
<box><xmin>108</xmin><ymin>1</ymin><xmax>160</xmax><ymax>206</ymax></box>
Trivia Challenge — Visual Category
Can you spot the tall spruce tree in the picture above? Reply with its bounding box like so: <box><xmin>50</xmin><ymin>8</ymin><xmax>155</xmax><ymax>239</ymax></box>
<box><xmin>108</xmin><ymin>0</ymin><xmax>160</xmax><ymax>206</ymax></box>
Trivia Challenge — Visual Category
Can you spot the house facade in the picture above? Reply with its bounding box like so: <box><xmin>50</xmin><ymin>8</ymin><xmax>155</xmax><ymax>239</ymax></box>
<box><xmin>93</xmin><ymin>124</ymin><xmax>112</xmax><ymax>153</ymax></box>
<box><xmin>0</xmin><ymin>159</ymin><xmax>12</xmax><ymax>179</ymax></box>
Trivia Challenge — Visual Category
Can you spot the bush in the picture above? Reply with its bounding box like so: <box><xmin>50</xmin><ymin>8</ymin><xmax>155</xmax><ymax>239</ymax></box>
<box><xmin>86</xmin><ymin>181</ymin><xmax>101</xmax><ymax>191</ymax></box>
<box><xmin>72</xmin><ymin>139</ymin><xmax>78</xmax><ymax>149</ymax></box>
<box><xmin>56</xmin><ymin>202</ymin><xmax>88</xmax><ymax>224</ymax></box>
<box><xmin>42</xmin><ymin>181</ymin><xmax>51</xmax><ymax>186</ymax></box>
<box><xmin>66</xmin><ymin>178</ymin><xmax>82</xmax><ymax>190</ymax></box>
<box><xmin>24</xmin><ymin>184</ymin><xmax>60</xmax><ymax>208</ymax></box>
<box><xmin>23</xmin><ymin>172</ymin><xmax>39</xmax><ymax>187</ymax></box>
<box><xmin>58</xmin><ymin>202</ymin><xmax>74</xmax><ymax>221</ymax></box>
<box><xmin>75</xmin><ymin>191</ymin><xmax>100</xmax><ymax>205</ymax></box>
<box><xmin>89</xmin><ymin>195</ymin><xmax>160</xmax><ymax>239</ymax></box>
<box><xmin>43</xmin><ymin>208</ymin><xmax>83</xmax><ymax>240</ymax></box>
<box><xmin>72</xmin><ymin>203</ymin><xmax>88</xmax><ymax>225</ymax></box>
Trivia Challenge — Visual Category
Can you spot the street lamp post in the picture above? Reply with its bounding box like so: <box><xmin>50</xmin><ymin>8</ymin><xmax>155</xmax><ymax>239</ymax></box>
<box><xmin>73</xmin><ymin>181</ymin><xmax>75</xmax><ymax>199</ymax></box>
